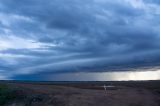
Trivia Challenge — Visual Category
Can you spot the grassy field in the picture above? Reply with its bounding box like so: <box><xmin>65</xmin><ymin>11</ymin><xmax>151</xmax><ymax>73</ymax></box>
<box><xmin>0</xmin><ymin>80</ymin><xmax>160</xmax><ymax>106</ymax></box>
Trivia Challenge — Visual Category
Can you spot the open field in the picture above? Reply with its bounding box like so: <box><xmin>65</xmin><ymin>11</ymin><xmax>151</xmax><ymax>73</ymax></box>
<box><xmin>0</xmin><ymin>80</ymin><xmax>160</xmax><ymax>106</ymax></box>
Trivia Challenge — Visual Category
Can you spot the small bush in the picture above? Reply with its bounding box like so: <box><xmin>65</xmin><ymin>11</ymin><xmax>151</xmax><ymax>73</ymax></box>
<box><xmin>0</xmin><ymin>84</ymin><xmax>15</xmax><ymax>105</ymax></box>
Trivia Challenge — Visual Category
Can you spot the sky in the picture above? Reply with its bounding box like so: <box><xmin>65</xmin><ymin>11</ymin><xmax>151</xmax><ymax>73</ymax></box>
<box><xmin>0</xmin><ymin>0</ymin><xmax>160</xmax><ymax>80</ymax></box>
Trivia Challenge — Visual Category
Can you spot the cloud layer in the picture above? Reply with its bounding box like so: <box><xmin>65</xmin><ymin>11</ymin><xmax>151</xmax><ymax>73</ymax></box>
<box><xmin>0</xmin><ymin>0</ymin><xmax>160</xmax><ymax>80</ymax></box>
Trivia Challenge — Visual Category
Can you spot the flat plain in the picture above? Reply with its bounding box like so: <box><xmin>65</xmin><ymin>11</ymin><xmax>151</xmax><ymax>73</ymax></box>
<box><xmin>0</xmin><ymin>80</ymin><xmax>160</xmax><ymax>106</ymax></box>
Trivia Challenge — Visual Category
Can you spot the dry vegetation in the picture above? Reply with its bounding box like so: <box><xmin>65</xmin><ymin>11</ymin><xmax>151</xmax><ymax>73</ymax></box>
<box><xmin>0</xmin><ymin>81</ymin><xmax>160</xmax><ymax>106</ymax></box>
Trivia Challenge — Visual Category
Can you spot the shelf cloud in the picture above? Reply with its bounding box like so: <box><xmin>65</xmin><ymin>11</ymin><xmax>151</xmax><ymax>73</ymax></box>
<box><xmin>0</xmin><ymin>0</ymin><xmax>160</xmax><ymax>80</ymax></box>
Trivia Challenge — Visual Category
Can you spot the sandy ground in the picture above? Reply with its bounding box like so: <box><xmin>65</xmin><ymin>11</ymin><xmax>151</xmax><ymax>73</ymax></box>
<box><xmin>2</xmin><ymin>81</ymin><xmax>159</xmax><ymax>106</ymax></box>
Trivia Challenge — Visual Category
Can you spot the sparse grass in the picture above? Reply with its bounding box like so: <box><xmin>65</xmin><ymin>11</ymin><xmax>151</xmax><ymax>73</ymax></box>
<box><xmin>0</xmin><ymin>84</ymin><xmax>12</xmax><ymax>105</ymax></box>
<box><xmin>0</xmin><ymin>84</ymin><xmax>24</xmax><ymax>105</ymax></box>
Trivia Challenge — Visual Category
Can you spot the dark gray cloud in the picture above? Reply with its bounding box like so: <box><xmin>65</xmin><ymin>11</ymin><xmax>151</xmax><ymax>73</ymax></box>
<box><xmin>0</xmin><ymin>0</ymin><xmax>160</xmax><ymax>80</ymax></box>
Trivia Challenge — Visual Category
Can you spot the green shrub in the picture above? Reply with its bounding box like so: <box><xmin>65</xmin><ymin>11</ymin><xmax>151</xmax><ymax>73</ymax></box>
<box><xmin>0</xmin><ymin>84</ymin><xmax>15</xmax><ymax>105</ymax></box>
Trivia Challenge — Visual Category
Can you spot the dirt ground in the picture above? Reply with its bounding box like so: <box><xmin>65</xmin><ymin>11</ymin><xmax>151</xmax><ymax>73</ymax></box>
<box><xmin>1</xmin><ymin>81</ymin><xmax>160</xmax><ymax>106</ymax></box>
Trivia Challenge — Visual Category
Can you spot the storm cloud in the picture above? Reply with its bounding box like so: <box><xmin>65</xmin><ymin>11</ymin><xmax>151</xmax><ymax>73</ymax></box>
<box><xmin>0</xmin><ymin>0</ymin><xmax>160</xmax><ymax>80</ymax></box>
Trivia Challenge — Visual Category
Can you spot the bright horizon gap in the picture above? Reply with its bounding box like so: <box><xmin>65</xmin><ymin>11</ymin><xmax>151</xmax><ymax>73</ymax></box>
<box><xmin>44</xmin><ymin>69</ymin><xmax>160</xmax><ymax>81</ymax></box>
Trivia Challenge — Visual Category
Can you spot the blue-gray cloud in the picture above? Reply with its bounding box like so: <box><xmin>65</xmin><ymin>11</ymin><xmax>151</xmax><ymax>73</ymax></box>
<box><xmin>0</xmin><ymin>0</ymin><xmax>160</xmax><ymax>80</ymax></box>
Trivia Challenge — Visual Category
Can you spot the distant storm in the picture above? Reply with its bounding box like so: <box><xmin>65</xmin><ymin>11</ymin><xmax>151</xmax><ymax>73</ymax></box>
<box><xmin>0</xmin><ymin>0</ymin><xmax>160</xmax><ymax>80</ymax></box>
